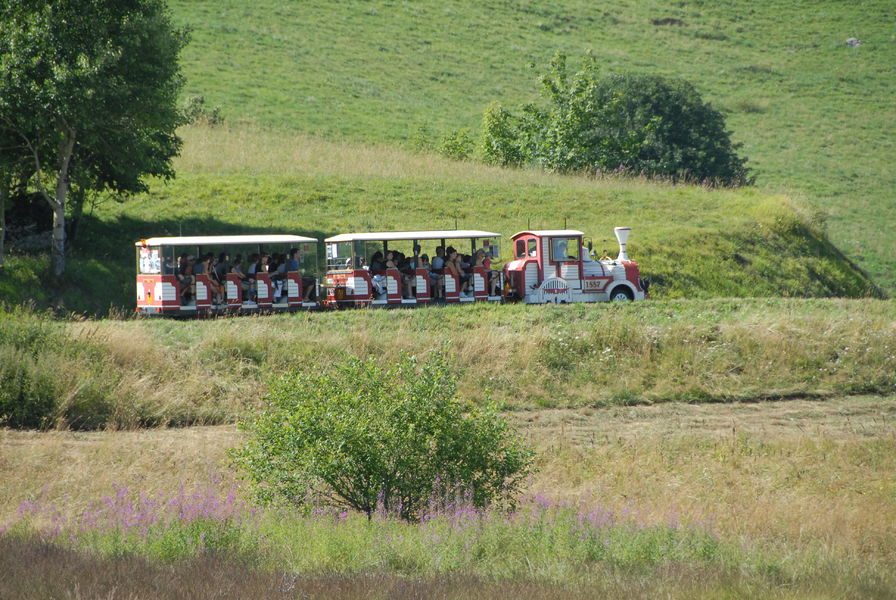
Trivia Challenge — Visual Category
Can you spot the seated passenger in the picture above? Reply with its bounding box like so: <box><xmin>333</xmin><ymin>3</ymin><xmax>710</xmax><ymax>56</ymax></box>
<box><xmin>193</xmin><ymin>253</ymin><xmax>207</xmax><ymax>275</ymax></box>
<box><xmin>457</xmin><ymin>252</ymin><xmax>473</xmax><ymax>294</ymax></box>
<box><xmin>284</xmin><ymin>248</ymin><xmax>316</xmax><ymax>301</ymax></box>
<box><xmin>257</xmin><ymin>254</ymin><xmax>270</xmax><ymax>273</ymax></box>
<box><xmin>431</xmin><ymin>246</ymin><xmax>446</xmax><ymax>271</ymax></box>
<box><xmin>177</xmin><ymin>254</ymin><xmax>195</xmax><ymax>303</ymax></box>
<box><xmin>195</xmin><ymin>255</ymin><xmax>220</xmax><ymax>303</ymax></box>
<box><xmin>399</xmin><ymin>252</ymin><xmax>418</xmax><ymax>298</ymax></box>
<box><xmin>473</xmin><ymin>250</ymin><xmax>489</xmax><ymax>295</ymax></box>
<box><xmin>230</xmin><ymin>254</ymin><xmax>250</xmax><ymax>301</ymax></box>
<box><xmin>208</xmin><ymin>253</ymin><xmax>228</xmax><ymax>304</ymax></box>
<box><xmin>369</xmin><ymin>251</ymin><xmax>385</xmax><ymax>273</ymax></box>
<box><xmin>286</xmin><ymin>248</ymin><xmax>300</xmax><ymax>271</ymax></box>
<box><xmin>443</xmin><ymin>249</ymin><xmax>462</xmax><ymax>294</ymax></box>
<box><xmin>271</xmin><ymin>254</ymin><xmax>288</xmax><ymax>301</ymax></box>
<box><xmin>214</xmin><ymin>252</ymin><xmax>230</xmax><ymax>285</ymax></box>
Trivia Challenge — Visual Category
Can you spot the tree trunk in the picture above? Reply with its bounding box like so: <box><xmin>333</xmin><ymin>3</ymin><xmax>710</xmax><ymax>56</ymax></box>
<box><xmin>50</xmin><ymin>131</ymin><xmax>76</xmax><ymax>278</ymax></box>
<box><xmin>51</xmin><ymin>199</ymin><xmax>66</xmax><ymax>277</ymax></box>
<box><xmin>67</xmin><ymin>186</ymin><xmax>85</xmax><ymax>245</ymax></box>
<box><xmin>0</xmin><ymin>183</ymin><xmax>6</xmax><ymax>271</ymax></box>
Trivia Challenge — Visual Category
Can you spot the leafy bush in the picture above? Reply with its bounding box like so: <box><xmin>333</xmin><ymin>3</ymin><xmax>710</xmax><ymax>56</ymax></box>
<box><xmin>437</xmin><ymin>128</ymin><xmax>475</xmax><ymax>160</ymax></box>
<box><xmin>479</xmin><ymin>102</ymin><xmax>523</xmax><ymax>167</ymax></box>
<box><xmin>233</xmin><ymin>353</ymin><xmax>534</xmax><ymax>521</ymax></box>
<box><xmin>182</xmin><ymin>95</ymin><xmax>224</xmax><ymax>126</ymax></box>
<box><xmin>481</xmin><ymin>53</ymin><xmax>752</xmax><ymax>186</ymax></box>
<box><xmin>0</xmin><ymin>347</ymin><xmax>57</xmax><ymax>428</ymax></box>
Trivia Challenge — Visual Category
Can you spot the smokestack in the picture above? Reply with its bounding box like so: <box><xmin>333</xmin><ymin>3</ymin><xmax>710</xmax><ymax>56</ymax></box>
<box><xmin>614</xmin><ymin>227</ymin><xmax>631</xmax><ymax>262</ymax></box>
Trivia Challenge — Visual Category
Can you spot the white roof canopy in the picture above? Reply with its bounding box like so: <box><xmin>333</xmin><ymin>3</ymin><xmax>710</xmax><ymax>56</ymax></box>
<box><xmin>136</xmin><ymin>234</ymin><xmax>317</xmax><ymax>247</ymax></box>
<box><xmin>512</xmin><ymin>230</ymin><xmax>585</xmax><ymax>238</ymax></box>
<box><xmin>325</xmin><ymin>230</ymin><xmax>501</xmax><ymax>243</ymax></box>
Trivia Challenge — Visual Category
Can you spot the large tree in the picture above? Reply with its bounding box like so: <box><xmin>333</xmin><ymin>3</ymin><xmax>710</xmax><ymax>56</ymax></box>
<box><xmin>0</xmin><ymin>0</ymin><xmax>187</xmax><ymax>277</ymax></box>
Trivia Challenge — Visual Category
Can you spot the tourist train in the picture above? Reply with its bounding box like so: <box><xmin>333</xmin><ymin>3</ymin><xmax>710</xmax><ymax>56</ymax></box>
<box><xmin>134</xmin><ymin>227</ymin><xmax>647</xmax><ymax>316</ymax></box>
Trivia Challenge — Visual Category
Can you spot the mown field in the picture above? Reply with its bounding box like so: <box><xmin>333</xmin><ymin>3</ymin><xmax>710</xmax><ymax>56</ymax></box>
<box><xmin>165</xmin><ymin>0</ymin><xmax>896</xmax><ymax>290</ymax></box>
<box><xmin>3</xmin><ymin>397</ymin><xmax>894</xmax><ymax>598</ymax></box>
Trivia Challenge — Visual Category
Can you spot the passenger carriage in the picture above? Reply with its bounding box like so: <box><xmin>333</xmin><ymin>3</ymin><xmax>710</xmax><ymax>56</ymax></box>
<box><xmin>322</xmin><ymin>230</ymin><xmax>502</xmax><ymax>307</ymax></box>
<box><xmin>504</xmin><ymin>227</ymin><xmax>647</xmax><ymax>303</ymax></box>
<box><xmin>135</xmin><ymin>234</ymin><xmax>320</xmax><ymax>316</ymax></box>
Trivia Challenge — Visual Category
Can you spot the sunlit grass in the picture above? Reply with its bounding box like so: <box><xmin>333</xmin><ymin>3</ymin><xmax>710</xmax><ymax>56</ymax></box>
<box><xmin>2</xmin><ymin>299</ymin><xmax>894</xmax><ymax>428</ymax></box>
<box><xmin>165</xmin><ymin>0</ymin><xmax>896</xmax><ymax>290</ymax></box>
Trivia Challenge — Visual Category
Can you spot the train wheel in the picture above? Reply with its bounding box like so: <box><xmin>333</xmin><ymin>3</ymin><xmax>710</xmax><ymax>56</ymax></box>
<box><xmin>610</xmin><ymin>287</ymin><xmax>634</xmax><ymax>302</ymax></box>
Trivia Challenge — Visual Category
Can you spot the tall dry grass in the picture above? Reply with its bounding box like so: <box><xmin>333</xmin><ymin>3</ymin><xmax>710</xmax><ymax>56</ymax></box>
<box><xmin>2</xmin><ymin>299</ymin><xmax>893</xmax><ymax>428</ymax></box>
<box><xmin>2</xmin><ymin>396</ymin><xmax>894</xmax><ymax>596</ymax></box>
<box><xmin>3</xmin><ymin>536</ymin><xmax>836</xmax><ymax>600</ymax></box>
<box><xmin>175</xmin><ymin>124</ymin><xmax>659</xmax><ymax>190</ymax></box>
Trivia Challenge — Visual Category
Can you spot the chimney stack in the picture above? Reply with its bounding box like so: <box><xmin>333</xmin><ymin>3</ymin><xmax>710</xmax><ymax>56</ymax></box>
<box><xmin>614</xmin><ymin>227</ymin><xmax>631</xmax><ymax>262</ymax></box>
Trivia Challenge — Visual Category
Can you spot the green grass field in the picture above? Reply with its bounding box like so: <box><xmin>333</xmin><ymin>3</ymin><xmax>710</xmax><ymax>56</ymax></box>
<box><xmin>0</xmin><ymin>126</ymin><xmax>879</xmax><ymax>313</ymax></box>
<box><xmin>167</xmin><ymin>0</ymin><xmax>896</xmax><ymax>291</ymax></box>
<box><xmin>3</xmin><ymin>1</ymin><xmax>893</xmax><ymax>310</ymax></box>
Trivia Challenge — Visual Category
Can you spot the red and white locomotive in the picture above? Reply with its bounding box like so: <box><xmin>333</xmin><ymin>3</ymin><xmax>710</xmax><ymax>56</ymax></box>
<box><xmin>504</xmin><ymin>227</ymin><xmax>647</xmax><ymax>303</ymax></box>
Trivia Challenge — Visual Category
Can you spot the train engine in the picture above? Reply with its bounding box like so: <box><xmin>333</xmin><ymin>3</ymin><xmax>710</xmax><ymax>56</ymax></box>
<box><xmin>503</xmin><ymin>227</ymin><xmax>647</xmax><ymax>303</ymax></box>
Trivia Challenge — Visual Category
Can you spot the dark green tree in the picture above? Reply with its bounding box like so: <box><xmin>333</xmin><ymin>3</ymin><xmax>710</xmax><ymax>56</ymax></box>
<box><xmin>233</xmin><ymin>354</ymin><xmax>535</xmax><ymax>522</ymax></box>
<box><xmin>0</xmin><ymin>0</ymin><xmax>187</xmax><ymax>276</ymax></box>
<box><xmin>481</xmin><ymin>53</ymin><xmax>752</xmax><ymax>186</ymax></box>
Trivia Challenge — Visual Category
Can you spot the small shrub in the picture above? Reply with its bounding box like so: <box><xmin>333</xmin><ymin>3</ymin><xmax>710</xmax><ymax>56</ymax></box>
<box><xmin>0</xmin><ymin>348</ymin><xmax>58</xmax><ymax>428</ymax></box>
<box><xmin>182</xmin><ymin>95</ymin><xmax>224</xmax><ymax>126</ymax></box>
<box><xmin>233</xmin><ymin>353</ymin><xmax>535</xmax><ymax>521</ymax></box>
<box><xmin>409</xmin><ymin>122</ymin><xmax>436</xmax><ymax>151</ymax></box>
<box><xmin>479</xmin><ymin>102</ymin><xmax>524</xmax><ymax>167</ymax></box>
<box><xmin>437</xmin><ymin>128</ymin><xmax>475</xmax><ymax>160</ymax></box>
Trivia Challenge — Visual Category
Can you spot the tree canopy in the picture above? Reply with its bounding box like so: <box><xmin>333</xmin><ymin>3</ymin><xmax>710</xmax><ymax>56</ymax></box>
<box><xmin>0</xmin><ymin>0</ymin><xmax>187</xmax><ymax>276</ymax></box>
<box><xmin>480</xmin><ymin>53</ymin><xmax>752</xmax><ymax>186</ymax></box>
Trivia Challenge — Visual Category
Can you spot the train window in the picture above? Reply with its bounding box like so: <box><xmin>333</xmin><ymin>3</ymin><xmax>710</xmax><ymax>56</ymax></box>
<box><xmin>138</xmin><ymin>246</ymin><xmax>161</xmax><ymax>274</ymax></box>
<box><xmin>326</xmin><ymin>242</ymin><xmax>353</xmax><ymax>270</ymax></box>
<box><xmin>550</xmin><ymin>238</ymin><xmax>580</xmax><ymax>262</ymax></box>
<box><xmin>515</xmin><ymin>240</ymin><xmax>526</xmax><ymax>258</ymax></box>
<box><xmin>527</xmin><ymin>239</ymin><xmax>538</xmax><ymax>257</ymax></box>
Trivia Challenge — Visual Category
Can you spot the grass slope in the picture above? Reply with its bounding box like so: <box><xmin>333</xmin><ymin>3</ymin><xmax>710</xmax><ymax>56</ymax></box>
<box><xmin>2</xmin><ymin>298</ymin><xmax>893</xmax><ymax>429</ymax></box>
<box><xmin>1</xmin><ymin>127</ymin><xmax>877</xmax><ymax>313</ymax></box>
<box><xmin>168</xmin><ymin>0</ymin><xmax>896</xmax><ymax>290</ymax></box>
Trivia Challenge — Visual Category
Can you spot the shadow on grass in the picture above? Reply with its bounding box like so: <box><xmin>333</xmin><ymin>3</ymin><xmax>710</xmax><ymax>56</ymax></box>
<box><xmin>6</xmin><ymin>213</ymin><xmax>331</xmax><ymax>315</ymax></box>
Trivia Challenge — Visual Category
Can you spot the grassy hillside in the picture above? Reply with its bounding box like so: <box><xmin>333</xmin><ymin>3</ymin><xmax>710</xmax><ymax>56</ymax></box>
<box><xmin>3</xmin><ymin>298</ymin><xmax>893</xmax><ymax>429</ymax></box>
<box><xmin>167</xmin><ymin>0</ymin><xmax>896</xmax><ymax>291</ymax></box>
<box><xmin>0</xmin><ymin>127</ymin><xmax>877</xmax><ymax>313</ymax></box>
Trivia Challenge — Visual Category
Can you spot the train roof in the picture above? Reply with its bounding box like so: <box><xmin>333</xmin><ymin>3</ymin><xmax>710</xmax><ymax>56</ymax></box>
<box><xmin>512</xmin><ymin>229</ymin><xmax>585</xmax><ymax>238</ymax></box>
<box><xmin>136</xmin><ymin>234</ymin><xmax>317</xmax><ymax>247</ymax></box>
<box><xmin>325</xmin><ymin>230</ymin><xmax>501</xmax><ymax>243</ymax></box>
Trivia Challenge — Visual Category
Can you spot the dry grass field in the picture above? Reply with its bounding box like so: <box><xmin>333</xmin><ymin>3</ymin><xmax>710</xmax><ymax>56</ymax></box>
<box><xmin>3</xmin><ymin>395</ymin><xmax>894</xmax><ymax>596</ymax></box>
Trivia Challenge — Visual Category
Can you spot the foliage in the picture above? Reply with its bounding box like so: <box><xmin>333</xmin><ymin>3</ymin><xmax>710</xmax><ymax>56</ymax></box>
<box><xmin>482</xmin><ymin>53</ymin><xmax>752</xmax><ymax>185</ymax></box>
<box><xmin>437</xmin><ymin>128</ymin><xmax>475</xmax><ymax>160</ymax></box>
<box><xmin>479</xmin><ymin>102</ymin><xmax>524</xmax><ymax>167</ymax></box>
<box><xmin>0</xmin><ymin>0</ymin><xmax>188</xmax><ymax>275</ymax></box>
<box><xmin>233</xmin><ymin>353</ymin><xmax>535</xmax><ymax>520</ymax></box>
<box><xmin>181</xmin><ymin>95</ymin><xmax>224</xmax><ymax>126</ymax></box>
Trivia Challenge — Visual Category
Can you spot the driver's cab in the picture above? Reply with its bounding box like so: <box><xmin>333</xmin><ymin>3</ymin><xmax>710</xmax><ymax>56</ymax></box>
<box><xmin>506</xmin><ymin>230</ymin><xmax>586</xmax><ymax>294</ymax></box>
